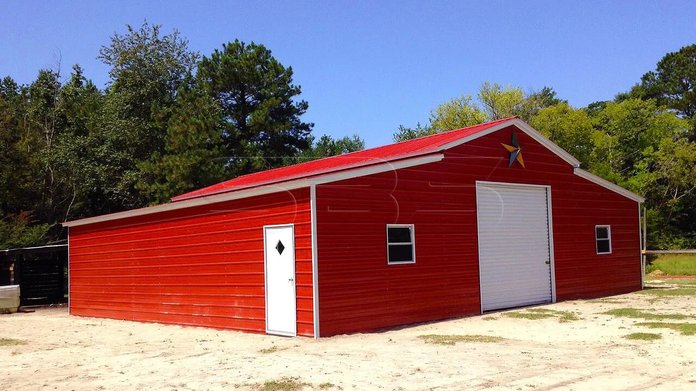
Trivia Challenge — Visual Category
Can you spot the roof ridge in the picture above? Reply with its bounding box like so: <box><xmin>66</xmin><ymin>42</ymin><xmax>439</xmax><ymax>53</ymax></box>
<box><xmin>171</xmin><ymin>117</ymin><xmax>518</xmax><ymax>201</ymax></box>
<box><xmin>204</xmin><ymin>117</ymin><xmax>517</xmax><ymax>182</ymax></box>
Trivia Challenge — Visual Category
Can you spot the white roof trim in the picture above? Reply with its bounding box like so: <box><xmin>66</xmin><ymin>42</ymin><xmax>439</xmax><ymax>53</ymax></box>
<box><xmin>173</xmin><ymin>150</ymin><xmax>443</xmax><ymax>201</ymax></box>
<box><xmin>63</xmin><ymin>153</ymin><xmax>445</xmax><ymax>227</ymax></box>
<box><xmin>573</xmin><ymin>168</ymin><xmax>645</xmax><ymax>203</ymax></box>
<box><xmin>64</xmin><ymin>118</ymin><xmax>643</xmax><ymax>227</ymax></box>
<box><xmin>438</xmin><ymin>118</ymin><xmax>582</xmax><ymax>168</ymax></box>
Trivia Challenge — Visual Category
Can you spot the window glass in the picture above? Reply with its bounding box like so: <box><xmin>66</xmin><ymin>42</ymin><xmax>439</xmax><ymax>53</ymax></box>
<box><xmin>596</xmin><ymin>239</ymin><xmax>611</xmax><ymax>254</ymax></box>
<box><xmin>388</xmin><ymin>227</ymin><xmax>412</xmax><ymax>243</ymax></box>
<box><xmin>388</xmin><ymin>245</ymin><xmax>413</xmax><ymax>263</ymax></box>
<box><xmin>387</xmin><ymin>225</ymin><xmax>415</xmax><ymax>264</ymax></box>
<box><xmin>595</xmin><ymin>225</ymin><xmax>612</xmax><ymax>254</ymax></box>
<box><xmin>596</xmin><ymin>227</ymin><xmax>609</xmax><ymax>240</ymax></box>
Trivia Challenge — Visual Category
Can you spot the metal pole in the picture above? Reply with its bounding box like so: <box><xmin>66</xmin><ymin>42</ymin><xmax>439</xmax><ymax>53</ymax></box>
<box><xmin>642</xmin><ymin>206</ymin><xmax>648</xmax><ymax>286</ymax></box>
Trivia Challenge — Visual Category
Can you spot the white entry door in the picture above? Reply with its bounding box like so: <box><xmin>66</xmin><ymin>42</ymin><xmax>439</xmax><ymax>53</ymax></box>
<box><xmin>476</xmin><ymin>182</ymin><xmax>554</xmax><ymax>312</ymax></box>
<box><xmin>264</xmin><ymin>225</ymin><xmax>297</xmax><ymax>336</ymax></box>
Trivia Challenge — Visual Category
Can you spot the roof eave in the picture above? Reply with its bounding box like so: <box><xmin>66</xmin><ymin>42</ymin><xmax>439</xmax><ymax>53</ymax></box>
<box><xmin>573</xmin><ymin>168</ymin><xmax>645</xmax><ymax>203</ymax></box>
<box><xmin>63</xmin><ymin>153</ymin><xmax>445</xmax><ymax>228</ymax></box>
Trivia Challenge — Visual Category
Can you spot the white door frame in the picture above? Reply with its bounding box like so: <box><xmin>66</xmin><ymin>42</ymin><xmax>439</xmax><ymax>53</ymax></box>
<box><xmin>263</xmin><ymin>223</ymin><xmax>297</xmax><ymax>336</ymax></box>
<box><xmin>475</xmin><ymin>181</ymin><xmax>557</xmax><ymax>313</ymax></box>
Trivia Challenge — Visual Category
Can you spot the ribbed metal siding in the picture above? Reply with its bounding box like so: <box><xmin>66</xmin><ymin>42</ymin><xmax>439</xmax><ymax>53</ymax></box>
<box><xmin>476</xmin><ymin>183</ymin><xmax>552</xmax><ymax>311</ymax></box>
<box><xmin>316</xmin><ymin>125</ymin><xmax>641</xmax><ymax>336</ymax></box>
<box><xmin>69</xmin><ymin>189</ymin><xmax>314</xmax><ymax>336</ymax></box>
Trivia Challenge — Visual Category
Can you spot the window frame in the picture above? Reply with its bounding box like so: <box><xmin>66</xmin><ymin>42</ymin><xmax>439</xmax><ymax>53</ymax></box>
<box><xmin>386</xmin><ymin>224</ymin><xmax>416</xmax><ymax>265</ymax></box>
<box><xmin>595</xmin><ymin>225</ymin><xmax>612</xmax><ymax>255</ymax></box>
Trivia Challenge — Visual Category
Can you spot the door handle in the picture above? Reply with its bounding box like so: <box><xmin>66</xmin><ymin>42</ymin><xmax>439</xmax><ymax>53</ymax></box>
<box><xmin>545</xmin><ymin>260</ymin><xmax>550</xmax><ymax>264</ymax></box>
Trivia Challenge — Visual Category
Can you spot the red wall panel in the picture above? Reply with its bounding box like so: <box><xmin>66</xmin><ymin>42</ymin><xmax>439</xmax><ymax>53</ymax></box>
<box><xmin>316</xmin><ymin>125</ymin><xmax>640</xmax><ymax>336</ymax></box>
<box><xmin>69</xmin><ymin>188</ymin><xmax>314</xmax><ymax>336</ymax></box>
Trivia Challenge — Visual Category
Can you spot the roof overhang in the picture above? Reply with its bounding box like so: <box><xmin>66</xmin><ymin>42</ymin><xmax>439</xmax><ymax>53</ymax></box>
<box><xmin>63</xmin><ymin>153</ymin><xmax>445</xmax><ymax>227</ymax></box>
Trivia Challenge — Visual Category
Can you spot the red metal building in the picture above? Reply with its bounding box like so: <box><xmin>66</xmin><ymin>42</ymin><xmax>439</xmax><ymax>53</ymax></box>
<box><xmin>64</xmin><ymin>117</ymin><xmax>644</xmax><ymax>337</ymax></box>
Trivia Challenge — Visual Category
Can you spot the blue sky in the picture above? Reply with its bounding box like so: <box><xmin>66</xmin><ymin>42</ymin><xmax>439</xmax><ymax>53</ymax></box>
<box><xmin>2</xmin><ymin>1</ymin><xmax>695</xmax><ymax>147</ymax></box>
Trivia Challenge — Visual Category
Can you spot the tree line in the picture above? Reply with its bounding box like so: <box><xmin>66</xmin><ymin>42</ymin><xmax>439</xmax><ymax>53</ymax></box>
<box><xmin>0</xmin><ymin>22</ymin><xmax>363</xmax><ymax>248</ymax></box>
<box><xmin>0</xmin><ymin>22</ymin><xmax>694</xmax><ymax>249</ymax></box>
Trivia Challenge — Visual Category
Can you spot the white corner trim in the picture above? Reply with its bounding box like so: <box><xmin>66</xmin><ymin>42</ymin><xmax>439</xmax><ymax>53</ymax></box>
<box><xmin>67</xmin><ymin>228</ymin><xmax>71</xmax><ymax>313</ymax></box>
<box><xmin>545</xmin><ymin>185</ymin><xmax>557</xmax><ymax>304</ymax></box>
<box><xmin>309</xmin><ymin>185</ymin><xmax>320</xmax><ymax>338</ymax></box>
<box><xmin>438</xmin><ymin>118</ymin><xmax>582</xmax><ymax>168</ymax></box>
<box><xmin>62</xmin><ymin>153</ymin><xmax>445</xmax><ymax>227</ymax></box>
<box><xmin>573</xmin><ymin>168</ymin><xmax>645</xmax><ymax>203</ymax></box>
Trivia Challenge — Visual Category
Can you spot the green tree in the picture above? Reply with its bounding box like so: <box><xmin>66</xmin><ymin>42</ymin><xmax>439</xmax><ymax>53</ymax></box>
<box><xmin>0</xmin><ymin>213</ymin><xmax>51</xmax><ymax>248</ymax></box>
<box><xmin>23</xmin><ymin>69</ymin><xmax>65</xmax><ymax>226</ymax></box>
<box><xmin>298</xmin><ymin>134</ymin><xmax>365</xmax><ymax>160</ymax></box>
<box><xmin>93</xmin><ymin>21</ymin><xmax>198</xmax><ymax>211</ymax></box>
<box><xmin>51</xmin><ymin>65</ymin><xmax>104</xmax><ymax>222</ymax></box>
<box><xmin>0</xmin><ymin>73</ymin><xmax>53</xmax><ymax>247</ymax></box>
<box><xmin>197</xmin><ymin>40</ymin><xmax>313</xmax><ymax>176</ymax></box>
<box><xmin>647</xmin><ymin>137</ymin><xmax>696</xmax><ymax>247</ymax></box>
<box><xmin>585</xmin><ymin>98</ymin><xmax>692</xmax><ymax>248</ymax></box>
<box><xmin>395</xmin><ymin>84</ymin><xmax>562</xmax><ymax>140</ymax></box>
<box><xmin>477</xmin><ymin>82</ymin><xmax>525</xmax><ymax>120</ymax></box>
<box><xmin>627</xmin><ymin>44</ymin><xmax>696</xmax><ymax>140</ymax></box>
<box><xmin>136</xmin><ymin>82</ymin><xmax>226</xmax><ymax>204</ymax></box>
<box><xmin>0</xmin><ymin>68</ymin><xmax>93</xmax><ymax>244</ymax></box>
<box><xmin>0</xmin><ymin>77</ymin><xmax>27</xmax><ymax>213</ymax></box>
<box><xmin>393</xmin><ymin>123</ymin><xmax>436</xmax><ymax>142</ymax></box>
<box><xmin>519</xmin><ymin>86</ymin><xmax>565</xmax><ymax>120</ymax></box>
<box><xmin>430</xmin><ymin>96</ymin><xmax>487</xmax><ymax>132</ymax></box>
<box><xmin>589</xmin><ymin>99</ymin><xmax>686</xmax><ymax>182</ymax></box>
<box><xmin>529</xmin><ymin>103</ymin><xmax>596</xmax><ymax>166</ymax></box>
<box><xmin>637</xmin><ymin>44</ymin><xmax>696</xmax><ymax>118</ymax></box>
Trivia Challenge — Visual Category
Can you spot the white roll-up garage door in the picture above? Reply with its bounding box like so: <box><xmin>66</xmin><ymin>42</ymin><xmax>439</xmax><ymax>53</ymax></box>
<box><xmin>476</xmin><ymin>182</ymin><xmax>554</xmax><ymax>312</ymax></box>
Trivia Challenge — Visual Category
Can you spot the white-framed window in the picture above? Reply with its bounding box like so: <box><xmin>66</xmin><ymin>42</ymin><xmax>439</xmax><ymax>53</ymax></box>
<box><xmin>595</xmin><ymin>225</ymin><xmax>612</xmax><ymax>255</ymax></box>
<box><xmin>386</xmin><ymin>224</ymin><xmax>415</xmax><ymax>264</ymax></box>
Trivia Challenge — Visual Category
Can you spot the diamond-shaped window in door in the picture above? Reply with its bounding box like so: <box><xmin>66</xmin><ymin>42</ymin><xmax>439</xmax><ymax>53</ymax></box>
<box><xmin>275</xmin><ymin>240</ymin><xmax>285</xmax><ymax>255</ymax></box>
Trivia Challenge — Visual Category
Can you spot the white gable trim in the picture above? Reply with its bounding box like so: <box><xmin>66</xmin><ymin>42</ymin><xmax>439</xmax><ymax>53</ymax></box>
<box><xmin>438</xmin><ymin>118</ymin><xmax>582</xmax><ymax>168</ymax></box>
<box><xmin>63</xmin><ymin>153</ymin><xmax>445</xmax><ymax>227</ymax></box>
<box><xmin>573</xmin><ymin>168</ymin><xmax>645</xmax><ymax>203</ymax></box>
<box><xmin>440</xmin><ymin>118</ymin><xmax>643</xmax><ymax>203</ymax></box>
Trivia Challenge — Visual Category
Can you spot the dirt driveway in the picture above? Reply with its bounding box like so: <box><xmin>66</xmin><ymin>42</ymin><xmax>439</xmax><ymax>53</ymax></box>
<box><xmin>2</xmin><ymin>280</ymin><xmax>695</xmax><ymax>390</ymax></box>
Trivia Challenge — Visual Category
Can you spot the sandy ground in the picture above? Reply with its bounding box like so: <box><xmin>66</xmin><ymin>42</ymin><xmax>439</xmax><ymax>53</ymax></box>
<box><xmin>1</xmin><ymin>280</ymin><xmax>695</xmax><ymax>391</ymax></box>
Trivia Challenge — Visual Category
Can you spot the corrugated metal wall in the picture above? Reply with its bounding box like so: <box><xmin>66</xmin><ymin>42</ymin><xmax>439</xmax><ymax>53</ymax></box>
<box><xmin>316</xmin><ymin>125</ymin><xmax>640</xmax><ymax>336</ymax></box>
<box><xmin>69</xmin><ymin>189</ymin><xmax>314</xmax><ymax>336</ymax></box>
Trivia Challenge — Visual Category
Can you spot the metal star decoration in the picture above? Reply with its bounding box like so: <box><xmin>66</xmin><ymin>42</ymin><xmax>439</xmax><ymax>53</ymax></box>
<box><xmin>501</xmin><ymin>132</ymin><xmax>525</xmax><ymax>168</ymax></box>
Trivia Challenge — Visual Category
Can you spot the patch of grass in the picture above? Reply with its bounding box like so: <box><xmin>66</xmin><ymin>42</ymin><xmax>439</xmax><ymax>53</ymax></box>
<box><xmin>648</xmin><ymin>254</ymin><xmax>696</xmax><ymax>276</ymax></box>
<box><xmin>418</xmin><ymin>334</ymin><xmax>505</xmax><ymax>345</ymax></box>
<box><xmin>637</xmin><ymin>287</ymin><xmax>696</xmax><ymax>297</ymax></box>
<box><xmin>0</xmin><ymin>338</ymin><xmax>27</xmax><ymax>346</ymax></box>
<box><xmin>646</xmin><ymin>278</ymin><xmax>696</xmax><ymax>286</ymax></box>
<box><xmin>259</xmin><ymin>377</ymin><xmax>308</xmax><ymax>391</ymax></box>
<box><xmin>505</xmin><ymin>308</ymin><xmax>580</xmax><ymax>322</ymax></box>
<box><xmin>589</xmin><ymin>298</ymin><xmax>628</xmax><ymax>304</ymax></box>
<box><xmin>603</xmin><ymin>308</ymin><xmax>689</xmax><ymax>320</ymax></box>
<box><xmin>318</xmin><ymin>383</ymin><xmax>338</xmax><ymax>390</ymax></box>
<box><xmin>636</xmin><ymin>322</ymin><xmax>696</xmax><ymax>336</ymax></box>
<box><xmin>623</xmin><ymin>332</ymin><xmax>662</xmax><ymax>341</ymax></box>
<box><xmin>669</xmin><ymin>279</ymin><xmax>696</xmax><ymax>286</ymax></box>
<box><xmin>258</xmin><ymin>345</ymin><xmax>286</xmax><ymax>354</ymax></box>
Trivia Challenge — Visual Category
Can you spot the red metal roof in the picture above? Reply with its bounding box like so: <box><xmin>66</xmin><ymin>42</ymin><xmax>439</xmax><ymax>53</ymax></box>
<box><xmin>172</xmin><ymin>117</ymin><xmax>516</xmax><ymax>202</ymax></box>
